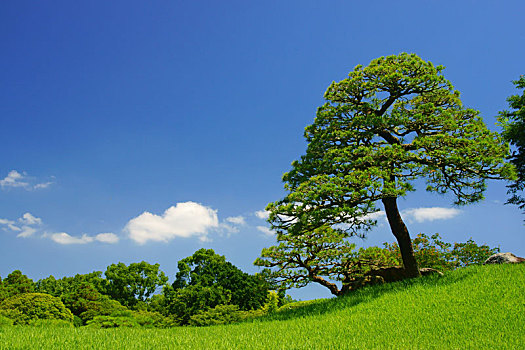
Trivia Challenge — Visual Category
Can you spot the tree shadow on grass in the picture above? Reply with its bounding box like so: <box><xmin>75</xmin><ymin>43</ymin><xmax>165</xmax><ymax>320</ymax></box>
<box><xmin>254</xmin><ymin>266</ymin><xmax>477</xmax><ymax>323</ymax></box>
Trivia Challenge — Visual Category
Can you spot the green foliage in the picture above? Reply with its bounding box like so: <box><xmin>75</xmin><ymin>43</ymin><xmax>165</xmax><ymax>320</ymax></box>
<box><xmin>384</xmin><ymin>233</ymin><xmax>500</xmax><ymax>270</ymax></box>
<box><xmin>0</xmin><ymin>293</ymin><xmax>73</xmax><ymax>325</ymax></box>
<box><xmin>498</xmin><ymin>75</ymin><xmax>525</xmax><ymax>216</ymax></box>
<box><xmin>164</xmin><ymin>284</ymin><xmax>231</xmax><ymax>325</ymax></box>
<box><xmin>60</xmin><ymin>282</ymin><xmax>128</xmax><ymax>324</ymax></box>
<box><xmin>257</xmin><ymin>231</ymin><xmax>499</xmax><ymax>295</ymax></box>
<box><xmin>189</xmin><ymin>304</ymin><xmax>244</xmax><ymax>327</ymax></box>
<box><xmin>35</xmin><ymin>271</ymin><xmax>108</xmax><ymax>298</ymax></box>
<box><xmin>2</xmin><ymin>265</ymin><xmax>522</xmax><ymax>349</ymax></box>
<box><xmin>167</xmin><ymin>249</ymin><xmax>269</xmax><ymax>325</ymax></box>
<box><xmin>173</xmin><ymin>249</ymin><xmax>268</xmax><ymax>311</ymax></box>
<box><xmin>85</xmin><ymin>310</ymin><xmax>174</xmax><ymax>329</ymax></box>
<box><xmin>255</xmin><ymin>226</ymin><xmax>359</xmax><ymax>296</ymax></box>
<box><xmin>261</xmin><ymin>291</ymin><xmax>279</xmax><ymax>314</ymax></box>
<box><xmin>0</xmin><ymin>270</ymin><xmax>35</xmax><ymax>301</ymax></box>
<box><xmin>105</xmin><ymin>261</ymin><xmax>168</xmax><ymax>308</ymax></box>
<box><xmin>263</xmin><ymin>53</ymin><xmax>514</xmax><ymax>280</ymax></box>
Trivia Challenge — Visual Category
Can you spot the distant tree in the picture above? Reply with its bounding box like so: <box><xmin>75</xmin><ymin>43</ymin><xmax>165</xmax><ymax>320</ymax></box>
<box><xmin>61</xmin><ymin>282</ymin><xmax>127</xmax><ymax>324</ymax></box>
<box><xmin>105</xmin><ymin>261</ymin><xmax>168</xmax><ymax>308</ymax></box>
<box><xmin>499</xmin><ymin>75</ymin><xmax>525</xmax><ymax>217</ymax></box>
<box><xmin>165</xmin><ymin>249</ymin><xmax>269</xmax><ymax>324</ymax></box>
<box><xmin>0</xmin><ymin>270</ymin><xmax>35</xmax><ymax>301</ymax></box>
<box><xmin>36</xmin><ymin>271</ymin><xmax>108</xmax><ymax>298</ymax></box>
<box><xmin>263</xmin><ymin>53</ymin><xmax>514</xmax><ymax>279</ymax></box>
<box><xmin>173</xmin><ymin>248</ymin><xmax>268</xmax><ymax>310</ymax></box>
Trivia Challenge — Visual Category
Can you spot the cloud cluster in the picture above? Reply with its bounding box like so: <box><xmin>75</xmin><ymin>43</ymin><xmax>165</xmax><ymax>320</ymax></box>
<box><xmin>0</xmin><ymin>212</ymin><xmax>119</xmax><ymax>245</ymax></box>
<box><xmin>0</xmin><ymin>170</ymin><xmax>53</xmax><ymax>191</ymax></box>
<box><xmin>0</xmin><ymin>212</ymin><xmax>42</xmax><ymax>238</ymax></box>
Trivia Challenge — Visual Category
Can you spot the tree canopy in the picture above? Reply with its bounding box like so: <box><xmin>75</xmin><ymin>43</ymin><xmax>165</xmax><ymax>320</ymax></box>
<box><xmin>105</xmin><ymin>261</ymin><xmax>168</xmax><ymax>308</ymax></box>
<box><xmin>499</xmin><ymin>75</ymin><xmax>525</xmax><ymax>217</ymax></box>
<box><xmin>260</xmin><ymin>53</ymin><xmax>514</xmax><ymax>286</ymax></box>
<box><xmin>166</xmin><ymin>248</ymin><xmax>269</xmax><ymax>324</ymax></box>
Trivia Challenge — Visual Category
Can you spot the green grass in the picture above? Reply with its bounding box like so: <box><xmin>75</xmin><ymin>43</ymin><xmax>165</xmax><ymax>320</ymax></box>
<box><xmin>1</xmin><ymin>264</ymin><xmax>523</xmax><ymax>349</ymax></box>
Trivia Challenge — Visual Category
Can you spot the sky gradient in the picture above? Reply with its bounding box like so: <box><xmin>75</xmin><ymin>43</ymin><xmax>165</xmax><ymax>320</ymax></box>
<box><xmin>1</xmin><ymin>1</ymin><xmax>524</xmax><ymax>300</ymax></box>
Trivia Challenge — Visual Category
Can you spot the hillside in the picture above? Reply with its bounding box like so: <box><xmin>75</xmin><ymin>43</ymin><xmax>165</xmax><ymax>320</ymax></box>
<box><xmin>0</xmin><ymin>263</ymin><xmax>523</xmax><ymax>349</ymax></box>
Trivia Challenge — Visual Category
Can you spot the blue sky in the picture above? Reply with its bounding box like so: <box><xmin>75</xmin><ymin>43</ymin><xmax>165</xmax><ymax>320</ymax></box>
<box><xmin>1</xmin><ymin>1</ymin><xmax>524</xmax><ymax>300</ymax></box>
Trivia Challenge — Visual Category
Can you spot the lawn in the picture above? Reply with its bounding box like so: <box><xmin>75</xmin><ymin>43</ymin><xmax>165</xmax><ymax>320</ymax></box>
<box><xmin>1</xmin><ymin>263</ymin><xmax>523</xmax><ymax>349</ymax></box>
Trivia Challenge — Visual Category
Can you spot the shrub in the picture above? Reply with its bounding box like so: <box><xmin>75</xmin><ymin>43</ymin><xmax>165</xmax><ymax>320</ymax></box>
<box><xmin>0</xmin><ymin>293</ymin><xmax>73</xmax><ymax>325</ymax></box>
<box><xmin>383</xmin><ymin>233</ymin><xmax>499</xmax><ymax>271</ymax></box>
<box><xmin>261</xmin><ymin>291</ymin><xmax>280</xmax><ymax>314</ymax></box>
<box><xmin>189</xmin><ymin>304</ymin><xmax>244</xmax><ymax>327</ymax></box>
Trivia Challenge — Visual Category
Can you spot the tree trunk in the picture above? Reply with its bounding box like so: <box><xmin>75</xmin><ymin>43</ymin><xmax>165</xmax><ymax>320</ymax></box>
<box><xmin>381</xmin><ymin>196</ymin><xmax>420</xmax><ymax>278</ymax></box>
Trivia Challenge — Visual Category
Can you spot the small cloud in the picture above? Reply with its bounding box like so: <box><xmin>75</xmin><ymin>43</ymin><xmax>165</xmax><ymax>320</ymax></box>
<box><xmin>0</xmin><ymin>170</ymin><xmax>54</xmax><ymax>190</ymax></box>
<box><xmin>225</xmin><ymin>216</ymin><xmax>246</xmax><ymax>225</ymax></box>
<box><xmin>0</xmin><ymin>218</ymin><xmax>21</xmax><ymax>232</ymax></box>
<box><xmin>17</xmin><ymin>226</ymin><xmax>37</xmax><ymax>238</ymax></box>
<box><xmin>257</xmin><ymin>226</ymin><xmax>274</xmax><ymax>236</ymax></box>
<box><xmin>125</xmin><ymin>202</ymin><xmax>219</xmax><ymax>244</ymax></box>
<box><xmin>361</xmin><ymin>211</ymin><xmax>386</xmax><ymax>221</ymax></box>
<box><xmin>401</xmin><ymin>207</ymin><xmax>461</xmax><ymax>223</ymax></box>
<box><xmin>19</xmin><ymin>213</ymin><xmax>42</xmax><ymax>226</ymax></box>
<box><xmin>1</xmin><ymin>212</ymin><xmax>42</xmax><ymax>238</ymax></box>
<box><xmin>95</xmin><ymin>233</ymin><xmax>119</xmax><ymax>244</ymax></box>
<box><xmin>255</xmin><ymin>210</ymin><xmax>269</xmax><ymax>220</ymax></box>
<box><xmin>34</xmin><ymin>182</ymin><xmax>54</xmax><ymax>189</ymax></box>
<box><xmin>50</xmin><ymin>233</ymin><xmax>94</xmax><ymax>245</ymax></box>
<box><xmin>0</xmin><ymin>170</ymin><xmax>29</xmax><ymax>189</ymax></box>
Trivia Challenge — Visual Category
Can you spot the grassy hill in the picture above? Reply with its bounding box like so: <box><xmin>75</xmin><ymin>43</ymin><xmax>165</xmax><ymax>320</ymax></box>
<box><xmin>0</xmin><ymin>263</ymin><xmax>523</xmax><ymax>349</ymax></box>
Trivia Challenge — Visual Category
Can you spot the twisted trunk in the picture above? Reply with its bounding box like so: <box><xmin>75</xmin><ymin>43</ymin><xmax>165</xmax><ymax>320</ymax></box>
<box><xmin>382</xmin><ymin>196</ymin><xmax>420</xmax><ymax>278</ymax></box>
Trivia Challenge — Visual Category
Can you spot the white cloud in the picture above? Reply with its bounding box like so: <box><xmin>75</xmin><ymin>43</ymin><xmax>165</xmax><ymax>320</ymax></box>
<box><xmin>95</xmin><ymin>233</ymin><xmax>119</xmax><ymax>244</ymax></box>
<box><xmin>361</xmin><ymin>211</ymin><xmax>386</xmax><ymax>221</ymax></box>
<box><xmin>45</xmin><ymin>231</ymin><xmax>119</xmax><ymax>245</ymax></box>
<box><xmin>0</xmin><ymin>212</ymin><xmax>42</xmax><ymax>238</ymax></box>
<box><xmin>50</xmin><ymin>233</ymin><xmax>94</xmax><ymax>245</ymax></box>
<box><xmin>225</xmin><ymin>216</ymin><xmax>246</xmax><ymax>225</ymax></box>
<box><xmin>257</xmin><ymin>226</ymin><xmax>275</xmax><ymax>236</ymax></box>
<box><xmin>19</xmin><ymin>213</ymin><xmax>42</xmax><ymax>226</ymax></box>
<box><xmin>401</xmin><ymin>207</ymin><xmax>461</xmax><ymax>223</ymax></box>
<box><xmin>0</xmin><ymin>170</ymin><xmax>54</xmax><ymax>190</ymax></box>
<box><xmin>34</xmin><ymin>182</ymin><xmax>54</xmax><ymax>189</ymax></box>
<box><xmin>17</xmin><ymin>226</ymin><xmax>38</xmax><ymax>238</ymax></box>
<box><xmin>0</xmin><ymin>170</ymin><xmax>29</xmax><ymax>189</ymax></box>
<box><xmin>125</xmin><ymin>202</ymin><xmax>219</xmax><ymax>244</ymax></box>
<box><xmin>0</xmin><ymin>218</ymin><xmax>21</xmax><ymax>232</ymax></box>
<box><xmin>255</xmin><ymin>210</ymin><xmax>270</xmax><ymax>220</ymax></box>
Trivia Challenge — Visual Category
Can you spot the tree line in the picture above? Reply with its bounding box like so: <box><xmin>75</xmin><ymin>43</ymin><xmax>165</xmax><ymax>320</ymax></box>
<box><xmin>0</xmin><ymin>249</ymin><xmax>285</xmax><ymax>327</ymax></box>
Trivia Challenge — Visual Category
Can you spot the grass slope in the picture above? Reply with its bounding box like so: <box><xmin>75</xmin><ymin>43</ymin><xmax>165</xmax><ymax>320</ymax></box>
<box><xmin>0</xmin><ymin>264</ymin><xmax>523</xmax><ymax>349</ymax></box>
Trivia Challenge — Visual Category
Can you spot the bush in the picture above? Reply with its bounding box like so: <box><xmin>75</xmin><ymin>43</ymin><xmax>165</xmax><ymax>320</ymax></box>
<box><xmin>261</xmin><ymin>291</ymin><xmax>279</xmax><ymax>314</ymax></box>
<box><xmin>189</xmin><ymin>304</ymin><xmax>244</xmax><ymax>327</ymax></box>
<box><xmin>383</xmin><ymin>233</ymin><xmax>499</xmax><ymax>271</ymax></box>
<box><xmin>0</xmin><ymin>293</ymin><xmax>73</xmax><ymax>325</ymax></box>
